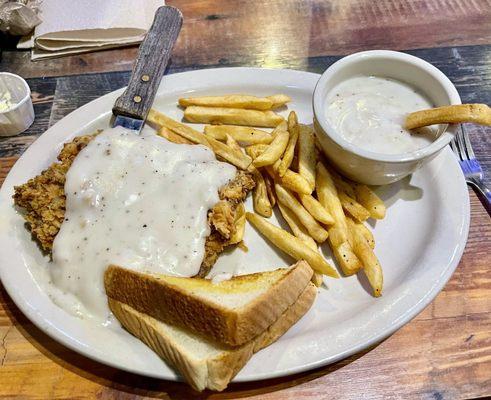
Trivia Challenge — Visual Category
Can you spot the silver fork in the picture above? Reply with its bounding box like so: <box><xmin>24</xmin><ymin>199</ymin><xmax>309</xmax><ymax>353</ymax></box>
<box><xmin>450</xmin><ymin>125</ymin><xmax>491</xmax><ymax>215</ymax></box>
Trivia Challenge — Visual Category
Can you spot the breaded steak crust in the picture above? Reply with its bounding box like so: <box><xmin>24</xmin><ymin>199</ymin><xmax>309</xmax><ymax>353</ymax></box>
<box><xmin>13</xmin><ymin>134</ymin><xmax>254</xmax><ymax>275</ymax></box>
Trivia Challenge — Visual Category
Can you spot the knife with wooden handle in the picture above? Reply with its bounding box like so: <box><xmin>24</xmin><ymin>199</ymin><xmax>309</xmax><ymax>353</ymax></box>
<box><xmin>112</xmin><ymin>6</ymin><xmax>183</xmax><ymax>133</ymax></box>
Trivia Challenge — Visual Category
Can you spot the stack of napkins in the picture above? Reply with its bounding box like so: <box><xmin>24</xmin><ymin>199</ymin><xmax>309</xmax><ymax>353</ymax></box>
<box><xmin>18</xmin><ymin>0</ymin><xmax>164</xmax><ymax>60</ymax></box>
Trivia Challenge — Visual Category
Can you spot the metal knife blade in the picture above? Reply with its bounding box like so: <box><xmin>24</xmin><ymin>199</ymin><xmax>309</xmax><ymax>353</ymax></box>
<box><xmin>113</xmin><ymin>115</ymin><xmax>144</xmax><ymax>132</ymax></box>
<box><xmin>112</xmin><ymin>6</ymin><xmax>183</xmax><ymax>133</ymax></box>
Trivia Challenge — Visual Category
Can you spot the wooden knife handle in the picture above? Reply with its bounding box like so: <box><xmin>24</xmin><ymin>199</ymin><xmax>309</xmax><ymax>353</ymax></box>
<box><xmin>112</xmin><ymin>6</ymin><xmax>183</xmax><ymax>120</ymax></box>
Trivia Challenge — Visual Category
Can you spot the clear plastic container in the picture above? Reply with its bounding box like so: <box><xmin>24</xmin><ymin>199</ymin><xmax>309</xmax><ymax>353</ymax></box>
<box><xmin>0</xmin><ymin>72</ymin><xmax>35</xmax><ymax>136</ymax></box>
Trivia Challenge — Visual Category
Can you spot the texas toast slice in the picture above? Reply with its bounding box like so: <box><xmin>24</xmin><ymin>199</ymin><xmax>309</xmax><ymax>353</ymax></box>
<box><xmin>104</xmin><ymin>260</ymin><xmax>314</xmax><ymax>347</ymax></box>
<box><xmin>109</xmin><ymin>282</ymin><xmax>317</xmax><ymax>392</ymax></box>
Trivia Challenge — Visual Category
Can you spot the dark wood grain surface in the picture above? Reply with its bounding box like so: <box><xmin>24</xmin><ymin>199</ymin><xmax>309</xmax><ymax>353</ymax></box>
<box><xmin>0</xmin><ymin>0</ymin><xmax>490</xmax><ymax>399</ymax></box>
<box><xmin>2</xmin><ymin>0</ymin><xmax>491</xmax><ymax>79</ymax></box>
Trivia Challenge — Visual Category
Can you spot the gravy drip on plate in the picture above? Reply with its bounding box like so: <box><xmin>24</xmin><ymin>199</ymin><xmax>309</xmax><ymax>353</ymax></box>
<box><xmin>326</xmin><ymin>76</ymin><xmax>437</xmax><ymax>154</ymax></box>
<box><xmin>50</xmin><ymin>127</ymin><xmax>236</xmax><ymax>322</ymax></box>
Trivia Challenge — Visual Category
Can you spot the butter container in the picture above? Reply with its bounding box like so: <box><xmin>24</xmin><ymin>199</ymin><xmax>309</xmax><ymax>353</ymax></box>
<box><xmin>0</xmin><ymin>72</ymin><xmax>35</xmax><ymax>137</ymax></box>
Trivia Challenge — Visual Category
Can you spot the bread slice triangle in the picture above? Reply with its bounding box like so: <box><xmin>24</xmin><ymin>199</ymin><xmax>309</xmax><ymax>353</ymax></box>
<box><xmin>104</xmin><ymin>260</ymin><xmax>313</xmax><ymax>346</ymax></box>
<box><xmin>109</xmin><ymin>282</ymin><xmax>317</xmax><ymax>391</ymax></box>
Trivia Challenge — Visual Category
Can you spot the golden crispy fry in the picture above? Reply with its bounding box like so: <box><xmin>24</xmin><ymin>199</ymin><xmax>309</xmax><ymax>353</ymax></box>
<box><xmin>245</xmin><ymin>143</ymin><xmax>269</xmax><ymax>159</ymax></box>
<box><xmin>157</xmin><ymin>126</ymin><xmax>193</xmax><ymax>145</ymax></box>
<box><xmin>405</xmin><ymin>103</ymin><xmax>491</xmax><ymax>130</ymax></box>
<box><xmin>266</xmin><ymin>165</ymin><xmax>312</xmax><ymax>195</ymax></box>
<box><xmin>246</xmin><ymin>212</ymin><xmax>338</xmax><ymax>277</ymax></box>
<box><xmin>347</xmin><ymin>219</ymin><xmax>383</xmax><ymax>297</ymax></box>
<box><xmin>315</xmin><ymin>163</ymin><xmax>348</xmax><ymax>244</ymax></box>
<box><xmin>229</xmin><ymin>203</ymin><xmax>246</xmax><ymax>244</ymax></box>
<box><xmin>147</xmin><ymin>109</ymin><xmax>252</xmax><ymax>170</ymax></box>
<box><xmin>207</xmin><ymin>136</ymin><xmax>252</xmax><ymax>170</ymax></box>
<box><xmin>297</xmin><ymin>124</ymin><xmax>316</xmax><ymax>191</ymax></box>
<box><xmin>353</xmin><ymin>184</ymin><xmax>386</xmax><ymax>219</ymax></box>
<box><xmin>225</xmin><ymin>134</ymin><xmax>272</xmax><ymax>218</ymax></box>
<box><xmin>253</xmin><ymin>127</ymin><xmax>289</xmax><ymax>167</ymax></box>
<box><xmin>267</xmin><ymin>94</ymin><xmax>291</xmax><ymax>109</ymax></box>
<box><xmin>351</xmin><ymin>219</ymin><xmax>375</xmax><ymax>249</ymax></box>
<box><xmin>264</xmin><ymin>173</ymin><xmax>277</xmax><ymax>207</ymax></box>
<box><xmin>184</xmin><ymin>106</ymin><xmax>285</xmax><ymax>128</ymax></box>
<box><xmin>246</xmin><ymin>137</ymin><xmax>312</xmax><ymax>195</ymax></box>
<box><xmin>299</xmin><ymin>193</ymin><xmax>335</xmax><ymax>225</ymax></box>
<box><xmin>311</xmin><ymin>272</ymin><xmax>324</xmax><ymax>287</ymax></box>
<box><xmin>278</xmin><ymin>203</ymin><xmax>317</xmax><ymax>250</ymax></box>
<box><xmin>275</xmin><ymin>184</ymin><xmax>328</xmax><ymax>243</ymax></box>
<box><xmin>338</xmin><ymin>191</ymin><xmax>370</xmax><ymax>222</ymax></box>
<box><xmin>148</xmin><ymin>109</ymin><xmax>210</xmax><ymax>146</ymax></box>
<box><xmin>225</xmin><ymin>133</ymin><xmax>242</xmax><ymax>152</ymax></box>
<box><xmin>277</xmin><ymin>111</ymin><xmax>299</xmax><ymax>177</ymax></box>
<box><xmin>316</xmin><ymin>163</ymin><xmax>362</xmax><ymax>275</ymax></box>
<box><xmin>245</xmin><ymin>122</ymin><xmax>286</xmax><ymax>158</ymax></box>
<box><xmin>251</xmin><ymin>167</ymin><xmax>272</xmax><ymax>218</ymax></box>
<box><xmin>331</xmin><ymin>241</ymin><xmax>362</xmax><ymax>276</ymax></box>
<box><xmin>179</xmin><ymin>94</ymin><xmax>274</xmax><ymax>110</ymax></box>
<box><xmin>204</xmin><ymin>125</ymin><xmax>273</xmax><ymax>145</ymax></box>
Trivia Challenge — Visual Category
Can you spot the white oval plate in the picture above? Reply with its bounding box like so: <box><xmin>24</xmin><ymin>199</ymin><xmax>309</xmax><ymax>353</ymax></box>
<box><xmin>0</xmin><ymin>68</ymin><xmax>470</xmax><ymax>382</ymax></box>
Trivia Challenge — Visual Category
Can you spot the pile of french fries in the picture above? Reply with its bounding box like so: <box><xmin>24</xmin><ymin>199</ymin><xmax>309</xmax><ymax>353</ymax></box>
<box><xmin>147</xmin><ymin>93</ymin><xmax>387</xmax><ymax>297</ymax></box>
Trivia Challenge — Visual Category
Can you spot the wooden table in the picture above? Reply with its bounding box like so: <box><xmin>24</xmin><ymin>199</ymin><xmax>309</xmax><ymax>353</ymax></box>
<box><xmin>1</xmin><ymin>1</ymin><xmax>490</xmax><ymax>398</ymax></box>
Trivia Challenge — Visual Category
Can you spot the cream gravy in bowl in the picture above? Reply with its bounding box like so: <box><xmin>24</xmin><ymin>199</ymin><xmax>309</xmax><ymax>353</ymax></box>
<box><xmin>48</xmin><ymin>127</ymin><xmax>236</xmax><ymax>323</ymax></box>
<box><xmin>325</xmin><ymin>76</ymin><xmax>436</xmax><ymax>155</ymax></box>
<box><xmin>313</xmin><ymin>50</ymin><xmax>461</xmax><ymax>184</ymax></box>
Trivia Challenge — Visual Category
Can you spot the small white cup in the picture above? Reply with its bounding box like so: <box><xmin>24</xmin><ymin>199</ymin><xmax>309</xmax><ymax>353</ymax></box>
<box><xmin>313</xmin><ymin>50</ymin><xmax>461</xmax><ymax>185</ymax></box>
<box><xmin>0</xmin><ymin>72</ymin><xmax>35</xmax><ymax>137</ymax></box>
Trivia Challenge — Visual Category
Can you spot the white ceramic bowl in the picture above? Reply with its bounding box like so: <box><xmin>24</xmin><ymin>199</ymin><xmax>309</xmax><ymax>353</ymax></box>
<box><xmin>313</xmin><ymin>50</ymin><xmax>461</xmax><ymax>185</ymax></box>
<box><xmin>0</xmin><ymin>72</ymin><xmax>34</xmax><ymax>137</ymax></box>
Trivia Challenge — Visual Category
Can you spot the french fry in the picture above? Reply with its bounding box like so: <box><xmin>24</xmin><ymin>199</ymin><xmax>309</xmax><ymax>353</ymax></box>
<box><xmin>278</xmin><ymin>203</ymin><xmax>317</xmax><ymax>250</ymax></box>
<box><xmin>157</xmin><ymin>126</ymin><xmax>193</xmax><ymax>145</ymax></box>
<box><xmin>267</xmin><ymin>94</ymin><xmax>291</xmax><ymax>109</ymax></box>
<box><xmin>179</xmin><ymin>94</ymin><xmax>274</xmax><ymax>110</ymax></box>
<box><xmin>352</xmin><ymin>184</ymin><xmax>386</xmax><ymax>219</ymax></box>
<box><xmin>315</xmin><ymin>163</ymin><xmax>348</xmax><ymax>244</ymax></box>
<box><xmin>147</xmin><ymin>109</ymin><xmax>252</xmax><ymax>170</ymax></box>
<box><xmin>253</xmin><ymin>126</ymin><xmax>289</xmax><ymax>167</ymax></box>
<box><xmin>204</xmin><ymin>125</ymin><xmax>273</xmax><ymax>144</ymax></box>
<box><xmin>338</xmin><ymin>191</ymin><xmax>370</xmax><ymax>222</ymax></box>
<box><xmin>298</xmin><ymin>124</ymin><xmax>316</xmax><ymax>191</ymax></box>
<box><xmin>405</xmin><ymin>103</ymin><xmax>491</xmax><ymax>130</ymax></box>
<box><xmin>229</xmin><ymin>204</ymin><xmax>246</xmax><ymax>244</ymax></box>
<box><xmin>264</xmin><ymin>173</ymin><xmax>277</xmax><ymax>207</ymax></box>
<box><xmin>275</xmin><ymin>184</ymin><xmax>328</xmax><ymax>243</ymax></box>
<box><xmin>316</xmin><ymin>163</ymin><xmax>362</xmax><ymax>275</ymax></box>
<box><xmin>299</xmin><ymin>193</ymin><xmax>335</xmax><ymax>225</ymax></box>
<box><xmin>184</xmin><ymin>106</ymin><xmax>285</xmax><ymax>128</ymax></box>
<box><xmin>246</xmin><ymin>136</ymin><xmax>312</xmax><ymax>195</ymax></box>
<box><xmin>331</xmin><ymin>241</ymin><xmax>362</xmax><ymax>276</ymax></box>
<box><xmin>148</xmin><ymin>109</ymin><xmax>210</xmax><ymax>146</ymax></box>
<box><xmin>246</xmin><ymin>122</ymin><xmax>286</xmax><ymax>159</ymax></box>
<box><xmin>245</xmin><ymin>144</ymin><xmax>269</xmax><ymax>159</ymax></box>
<box><xmin>347</xmin><ymin>219</ymin><xmax>383</xmax><ymax>297</ymax></box>
<box><xmin>225</xmin><ymin>134</ymin><xmax>272</xmax><ymax>218</ymax></box>
<box><xmin>225</xmin><ymin>133</ymin><xmax>242</xmax><ymax>152</ymax></box>
<box><xmin>351</xmin><ymin>219</ymin><xmax>375</xmax><ymax>249</ymax></box>
<box><xmin>207</xmin><ymin>137</ymin><xmax>252</xmax><ymax>170</ymax></box>
<box><xmin>311</xmin><ymin>272</ymin><xmax>324</xmax><ymax>287</ymax></box>
<box><xmin>266</xmin><ymin>165</ymin><xmax>312</xmax><ymax>195</ymax></box>
<box><xmin>251</xmin><ymin>167</ymin><xmax>272</xmax><ymax>218</ymax></box>
<box><xmin>277</xmin><ymin>111</ymin><xmax>299</xmax><ymax>177</ymax></box>
<box><xmin>246</xmin><ymin>212</ymin><xmax>338</xmax><ymax>277</ymax></box>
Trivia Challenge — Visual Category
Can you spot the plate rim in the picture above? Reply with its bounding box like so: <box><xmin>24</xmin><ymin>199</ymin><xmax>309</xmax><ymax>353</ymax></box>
<box><xmin>0</xmin><ymin>67</ymin><xmax>470</xmax><ymax>383</ymax></box>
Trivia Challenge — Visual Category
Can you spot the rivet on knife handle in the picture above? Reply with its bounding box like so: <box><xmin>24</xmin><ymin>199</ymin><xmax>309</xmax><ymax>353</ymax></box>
<box><xmin>112</xmin><ymin>6</ymin><xmax>183</xmax><ymax>121</ymax></box>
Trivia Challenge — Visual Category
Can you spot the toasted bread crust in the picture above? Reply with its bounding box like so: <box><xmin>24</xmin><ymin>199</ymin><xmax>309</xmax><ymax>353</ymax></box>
<box><xmin>108</xmin><ymin>283</ymin><xmax>317</xmax><ymax>391</ymax></box>
<box><xmin>104</xmin><ymin>261</ymin><xmax>313</xmax><ymax>346</ymax></box>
